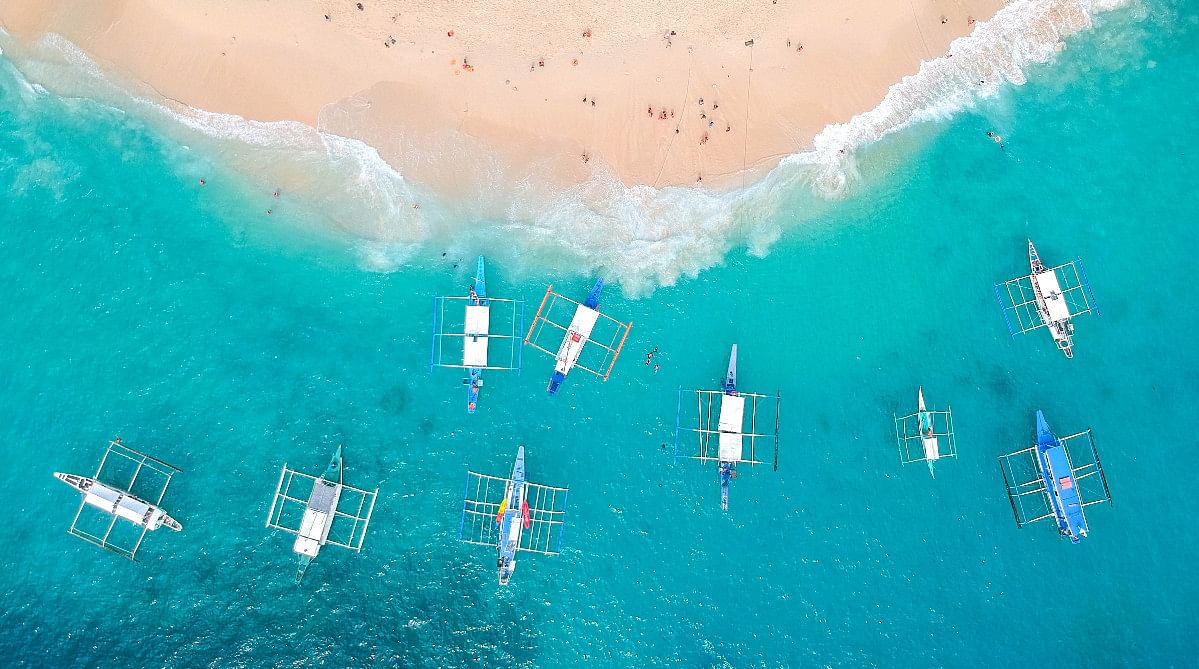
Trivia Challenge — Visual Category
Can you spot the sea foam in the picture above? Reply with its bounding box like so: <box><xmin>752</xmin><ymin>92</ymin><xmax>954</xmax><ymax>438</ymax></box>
<box><xmin>0</xmin><ymin>0</ymin><xmax>1131</xmax><ymax>295</ymax></box>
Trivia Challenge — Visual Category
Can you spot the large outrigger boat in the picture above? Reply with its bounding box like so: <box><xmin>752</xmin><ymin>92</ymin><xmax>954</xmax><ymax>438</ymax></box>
<box><xmin>999</xmin><ymin>411</ymin><xmax>1112</xmax><ymax>543</ymax></box>
<box><xmin>460</xmin><ymin>446</ymin><xmax>568</xmax><ymax>585</ymax></box>
<box><xmin>995</xmin><ymin>239</ymin><xmax>1098</xmax><ymax>358</ymax></box>
<box><xmin>54</xmin><ymin>439</ymin><xmax>183</xmax><ymax>559</ymax></box>
<box><xmin>431</xmin><ymin>256</ymin><xmax>524</xmax><ymax>413</ymax></box>
<box><xmin>524</xmin><ymin>279</ymin><xmax>632</xmax><ymax>395</ymax></box>
<box><xmin>675</xmin><ymin>345</ymin><xmax>781</xmax><ymax>511</ymax></box>
<box><xmin>266</xmin><ymin>445</ymin><xmax>378</xmax><ymax>582</ymax></box>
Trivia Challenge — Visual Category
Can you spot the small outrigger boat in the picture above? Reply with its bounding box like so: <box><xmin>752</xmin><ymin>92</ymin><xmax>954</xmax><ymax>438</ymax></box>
<box><xmin>465</xmin><ymin>256</ymin><xmax>489</xmax><ymax>413</ymax></box>
<box><xmin>53</xmin><ymin>472</ymin><xmax>183</xmax><ymax>532</ymax></box>
<box><xmin>495</xmin><ymin>446</ymin><xmax>532</xmax><ymax>585</ymax></box>
<box><xmin>292</xmin><ymin>445</ymin><xmax>345</xmax><ymax>582</ymax></box>
<box><xmin>1027</xmin><ymin>240</ymin><xmax>1077</xmax><ymax>358</ymax></box>
<box><xmin>1033</xmin><ymin>411</ymin><xmax>1089</xmax><ymax>544</ymax></box>
<box><xmin>893</xmin><ymin>389</ymin><xmax>956</xmax><ymax>477</ymax></box>
<box><xmin>916</xmin><ymin>388</ymin><xmax>939</xmax><ymax>478</ymax></box>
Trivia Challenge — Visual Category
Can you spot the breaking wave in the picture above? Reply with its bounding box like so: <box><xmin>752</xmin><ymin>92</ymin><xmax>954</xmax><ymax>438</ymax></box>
<box><xmin>0</xmin><ymin>0</ymin><xmax>1131</xmax><ymax>295</ymax></box>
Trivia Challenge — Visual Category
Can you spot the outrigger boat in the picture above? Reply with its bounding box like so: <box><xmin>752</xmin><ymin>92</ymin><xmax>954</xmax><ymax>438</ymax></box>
<box><xmin>54</xmin><ymin>439</ymin><xmax>183</xmax><ymax>560</ymax></box>
<box><xmin>999</xmin><ymin>411</ymin><xmax>1112</xmax><ymax>543</ymax></box>
<box><xmin>995</xmin><ymin>239</ymin><xmax>1098</xmax><ymax>358</ymax></box>
<box><xmin>524</xmin><ymin>279</ymin><xmax>632</xmax><ymax>395</ymax></box>
<box><xmin>266</xmin><ymin>445</ymin><xmax>378</xmax><ymax>582</ymax></box>
<box><xmin>893</xmin><ymin>387</ymin><xmax>956</xmax><ymax>478</ymax></box>
<box><xmin>430</xmin><ymin>256</ymin><xmax>523</xmax><ymax>413</ymax></box>
<box><xmin>675</xmin><ymin>345</ymin><xmax>781</xmax><ymax>511</ymax></box>
<box><xmin>460</xmin><ymin>446</ymin><xmax>568</xmax><ymax>585</ymax></box>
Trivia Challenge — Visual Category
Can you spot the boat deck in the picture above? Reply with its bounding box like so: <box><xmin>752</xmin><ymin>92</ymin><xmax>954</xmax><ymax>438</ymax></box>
<box><xmin>554</xmin><ymin>305</ymin><xmax>601</xmax><ymax>374</ymax></box>
<box><xmin>717</xmin><ymin>394</ymin><xmax>746</xmax><ymax>462</ymax></box>
<box><xmin>463</xmin><ymin>304</ymin><xmax>491</xmax><ymax>367</ymax></box>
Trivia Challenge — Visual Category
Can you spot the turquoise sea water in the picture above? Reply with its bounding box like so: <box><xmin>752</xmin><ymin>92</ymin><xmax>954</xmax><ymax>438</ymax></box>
<box><xmin>2</xmin><ymin>2</ymin><xmax>1197</xmax><ymax>667</ymax></box>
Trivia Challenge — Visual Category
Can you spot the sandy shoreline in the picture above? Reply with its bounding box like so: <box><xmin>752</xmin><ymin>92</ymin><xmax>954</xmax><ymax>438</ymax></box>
<box><xmin>0</xmin><ymin>0</ymin><xmax>1004</xmax><ymax>194</ymax></box>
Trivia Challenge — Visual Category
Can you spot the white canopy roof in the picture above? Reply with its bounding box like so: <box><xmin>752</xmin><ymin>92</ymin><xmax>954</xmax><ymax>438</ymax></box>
<box><xmin>555</xmin><ymin>305</ymin><xmax>601</xmax><ymax>373</ymax></box>
<box><xmin>83</xmin><ymin>481</ymin><xmax>152</xmax><ymax>526</ymax></box>
<box><xmin>464</xmin><ymin>304</ymin><xmax>490</xmax><ymax>336</ymax></box>
<box><xmin>718</xmin><ymin>394</ymin><xmax>747</xmax><ymax>462</ymax></box>
<box><xmin>1033</xmin><ymin>270</ymin><xmax>1071</xmax><ymax>321</ymax></box>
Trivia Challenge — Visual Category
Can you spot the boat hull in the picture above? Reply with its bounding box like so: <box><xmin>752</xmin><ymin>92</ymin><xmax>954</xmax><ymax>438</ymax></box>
<box><xmin>53</xmin><ymin>472</ymin><xmax>183</xmax><ymax>532</ymax></box>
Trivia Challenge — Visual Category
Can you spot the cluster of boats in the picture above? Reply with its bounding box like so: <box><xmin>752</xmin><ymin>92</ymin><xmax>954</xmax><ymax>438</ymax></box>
<box><xmin>51</xmin><ymin>240</ymin><xmax>1112</xmax><ymax>582</ymax></box>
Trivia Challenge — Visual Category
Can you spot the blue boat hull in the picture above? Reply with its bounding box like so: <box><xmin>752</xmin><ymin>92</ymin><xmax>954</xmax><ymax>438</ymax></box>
<box><xmin>1035</xmin><ymin>411</ymin><xmax>1088</xmax><ymax>543</ymax></box>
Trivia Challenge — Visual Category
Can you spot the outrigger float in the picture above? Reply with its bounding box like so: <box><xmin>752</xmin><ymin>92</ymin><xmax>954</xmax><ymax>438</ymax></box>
<box><xmin>53</xmin><ymin>438</ymin><xmax>182</xmax><ymax>560</ymax></box>
<box><xmin>999</xmin><ymin>411</ymin><xmax>1112</xmax><ymax>543</ymax></box>
<box><xmin>675</xmin><ymin>345</ymin><xmax>781</xmax><ymax>511</ymax></box>
<box><xmin>995</xmin><ymin>239</ymin><xmax>1099</xmax><ymax>358</ymax></box>
<box><xmin>266</xmin><ymin>445</ymin><xmax>378</xmax><ymax>582</ymax></box>
<box><xmin>893</xmin><ymin>387</ymin><xmax>956</xmax><ymax>478</ymax></box>
<box><xmin>524</xmin><ymin>279</ymin><xmax>632</xmax><ymax>395</ymax></box>
<box><xmin>431</xmin><ymin>256</ymin><xmax>524</xmax><ymax>413</ymax></box>
<box><xmin>459</xmin><ymin>446</ymin><xmax>569</xmax><ymax>585</ymax></box>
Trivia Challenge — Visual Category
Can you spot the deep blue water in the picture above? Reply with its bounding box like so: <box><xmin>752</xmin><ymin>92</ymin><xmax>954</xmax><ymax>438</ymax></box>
<box><xmin>1</xmin><ymin>2</ymin><xmax>1196</xmax><ymax>667</ymax></box>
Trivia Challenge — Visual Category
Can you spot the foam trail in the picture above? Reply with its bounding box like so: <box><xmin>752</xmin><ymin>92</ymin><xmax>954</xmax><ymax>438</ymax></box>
<box><xmin>0</xmin><ymin>0</ymin><xmax>1131</xmax><ymax>295</ymax></box>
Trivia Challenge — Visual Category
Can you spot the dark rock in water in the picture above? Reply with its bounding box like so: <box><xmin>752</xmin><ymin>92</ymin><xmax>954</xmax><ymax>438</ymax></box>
<box><xmin>380</xmin><ymin>385</ymin><xmax>409</xmax><ymax>413</ymax></box>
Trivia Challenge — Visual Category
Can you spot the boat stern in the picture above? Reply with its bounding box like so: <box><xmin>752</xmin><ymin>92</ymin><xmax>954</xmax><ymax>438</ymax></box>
<box><xmin>497</xmin><ymin>555</ymin><xmax>516</xmax><ymax>585</ymax></box>
<box><xmin>719</xmin><ymin>462</ymin><xmax>734</xmax><ymax>511</ymax></box>
<box><xmin>466</xmin><ymin>368</ymin><xmax>482</xmax><ymax>413</ymax></box>
<box><xmin>547</xmin><ymin>371</ymin><xmax>566</xmax><ymax>395</ymax></box>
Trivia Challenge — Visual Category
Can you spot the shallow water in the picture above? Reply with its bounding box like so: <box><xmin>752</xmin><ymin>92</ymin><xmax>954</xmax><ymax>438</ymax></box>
<box><xmin>1</xmin><ymin>1</ymin><xmax>1196</xmax><ymax>667</ymax></box>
